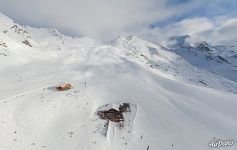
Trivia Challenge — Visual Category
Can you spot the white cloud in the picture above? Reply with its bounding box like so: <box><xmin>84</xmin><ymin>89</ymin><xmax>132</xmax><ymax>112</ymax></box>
<box><xmin>138</xmin><ymin>17</ymin><xmax>237</xmax><ymax>47</ymax></box>
<box><xmin>1</xmin><ymin>0</ymin><xmax>236</xmax><ymax>45</ymax></box>
<box><xmin>137</xmin><ymin>17</ymin><xmax>214</xmax><ymax>45</ymax></box>
<box><xmin>0</xmin><ymin>0</ymin><xmax>189</xmax><ymax>40</ymax></box>
<box><xmin>213</xmin><ymin>18</ymin><xmax>237</xmax><ymax>44</ymax></box>
<box><xmin>189</xmin><ymin>17</ymin><xmax>237</xmax><ymax>46</ymax></box>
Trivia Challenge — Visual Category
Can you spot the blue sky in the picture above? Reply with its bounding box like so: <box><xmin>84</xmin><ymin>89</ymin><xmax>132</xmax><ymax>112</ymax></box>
<box><xmin>153</xmin><ymin>0</ymin><xmax>237</xmax><ymax>28</ymax></box>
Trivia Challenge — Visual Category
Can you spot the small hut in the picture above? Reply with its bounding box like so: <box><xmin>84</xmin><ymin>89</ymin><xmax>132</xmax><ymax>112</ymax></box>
<box><xmin>56</xmin><ymin>83</ymin><xmax>72</xmax><ymax>91</ymax></box>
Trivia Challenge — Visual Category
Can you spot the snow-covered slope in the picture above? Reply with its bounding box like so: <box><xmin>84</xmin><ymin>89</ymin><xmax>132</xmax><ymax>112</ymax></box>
<box><xmin>0</xmin><ymin>13</ymin><xmax>237</xmax><ymax>150</ymax></box>
<box><xmin>115</xmin><ymin>36</ymin><xmax>237</xmax><ymax>93</ymax></box>
<box><xmin>169</xmin><ymin>35</ymin><xmax>237</xmax><ymax>83</ymax></box>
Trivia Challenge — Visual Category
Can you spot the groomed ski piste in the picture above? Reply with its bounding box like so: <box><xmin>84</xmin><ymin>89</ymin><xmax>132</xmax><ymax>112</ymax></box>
<box><xmin>0</xmin><ymin>13</ymin><xmax>237</xmax><ymax>150</ymax></box>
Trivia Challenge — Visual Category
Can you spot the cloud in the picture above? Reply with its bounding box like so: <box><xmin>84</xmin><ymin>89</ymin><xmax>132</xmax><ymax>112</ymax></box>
<box><xmin>188</xmin><ymin>17</ymin><xmax>237</xmax><ymax>46</ymax></box>
<box><xmin>0</xmin><ymin>0</ymin><xmax>188</xmax><ymax>40</ymax></box>
<box><xmin>137</xmin><ymin>17</ymin><xmax>214</xmax><ymax>45</ymax></box>
<box><xmin>138</xmin><ymin>17</ymin><xmax>237</xmax><ymax>47</ymax></box>
<box><xmin>0</xmin><ymin>0</ymin><xmax>236</xmax><ymax>43</ymax></box>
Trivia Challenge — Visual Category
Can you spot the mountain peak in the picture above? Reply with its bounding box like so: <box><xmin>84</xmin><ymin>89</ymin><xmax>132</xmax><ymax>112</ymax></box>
<box><xmin>196</xmin><ymin>41</ymin><xmax>213</xmax><ymax>51</ymax></box>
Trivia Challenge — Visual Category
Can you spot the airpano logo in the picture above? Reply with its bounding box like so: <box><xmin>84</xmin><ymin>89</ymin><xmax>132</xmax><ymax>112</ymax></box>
<box><xmin>209</xmin><ymin>139</ymin><xmax>234</xmax><ymax>148</ymax></box>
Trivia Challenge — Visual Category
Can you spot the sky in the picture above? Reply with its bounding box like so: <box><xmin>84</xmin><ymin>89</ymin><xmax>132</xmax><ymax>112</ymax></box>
<box><xmin>0</xmin><ymin>0</ymin><xmax>236</xmax><ymax>45</ymax></box>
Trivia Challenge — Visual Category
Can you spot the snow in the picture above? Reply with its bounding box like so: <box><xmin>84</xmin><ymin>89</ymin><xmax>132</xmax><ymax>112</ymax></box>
<box><xmin>0</xmin><ymin>13</ymin><xmax>237</xmax><ymax>150</ymax></box>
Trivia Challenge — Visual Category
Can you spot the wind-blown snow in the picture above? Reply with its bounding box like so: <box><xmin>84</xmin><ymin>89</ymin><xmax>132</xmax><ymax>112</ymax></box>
<box><xmin>0</xmin><ymin>13</ymin><xmax>237</xmax><ymax>150</ymax></box>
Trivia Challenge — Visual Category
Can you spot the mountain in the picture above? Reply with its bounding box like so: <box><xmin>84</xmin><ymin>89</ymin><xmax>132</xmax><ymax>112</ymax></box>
<box><xmin>169</xmin><ymin>35</ymin><xmax>237</xmax><ymax>86</ymax></box>
<box><xmin>115</xmin><ymin>35</ymin><xmax>237</xmax><ymax>93</ymax></box>
<box><xmin>0</xmin><ymin>13</ymin><xmax>237</xmax><ymax>150</ymax></box>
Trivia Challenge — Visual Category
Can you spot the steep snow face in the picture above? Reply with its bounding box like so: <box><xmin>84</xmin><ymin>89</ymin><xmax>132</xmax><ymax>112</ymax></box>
<box><xmin>0</xmin><ymin>13</ymin><xmax>237</xmax><ymax>150</ymax></box>
<box><xmin>115</xmin><ymin>36</ymin><xmax>237</xmax><ymax>93</ymax></box>
<box><xmin>169</xmin><ymin>36</ymin><xmax>237</xmax><ymax>84</ymax></box>
<box><xmin>0</xmin><ymin>15</ymin><xmax>53</xmax><ymax>69</ymax></box>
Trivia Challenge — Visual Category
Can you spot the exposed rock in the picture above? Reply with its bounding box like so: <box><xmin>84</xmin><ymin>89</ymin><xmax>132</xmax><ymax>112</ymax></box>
<box><xmin>22</xmin><ymin>40</ymin><xmax>32</xmax><ymax>47</ymax></box>
<box><xmin>11</xmin><ymin>25</ymin><xmax>28</xmax><ymax>34</ymax></box>
<box><xmin>0</xmin><ymin>41</ymin><xmax>7</xmax><ymax>48</ymax></box>
<box><xmin>217</xmin><ymin>55</ymin><xmax>230</xmax><ymax>64</ymax></box>
<box><xmin>98</xmin><ymin>103</ymin><xmax>131</xmax><ymax>123</ymax></box>
<box><xmin>119</xmin><ymin>103</ymin><xmax>130</xmax><ymax>113</ymax></box>
<box><xmin>98</xmin><ymin>108</ymin><xmax>124</xmax><ymax>122</ymax></box>
<box><xmin>196</xmin><ymin>42</ymin><xmax>213</xmax><ymax>52</ymax></box>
